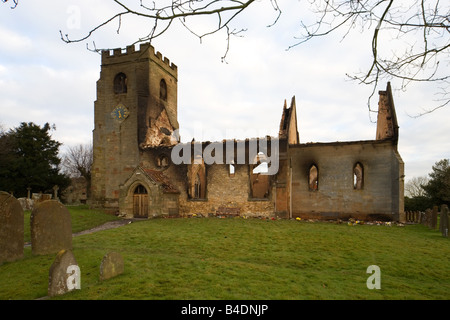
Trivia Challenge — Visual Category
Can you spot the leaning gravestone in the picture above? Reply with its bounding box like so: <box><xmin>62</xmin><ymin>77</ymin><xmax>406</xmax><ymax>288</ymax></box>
<box><xmin>100</xmin><ymin>251</ymin><xmax>124</xmax><ymax>281</ymax></box>
<box><xmin>31</xmin><ymin>200</ymin><xmax>72</xmax><ymax>255</ymax></box>
<box><xmin>48</xmin><ymin>249</ymin><xmax>80</xmax><ymax>297</ymax></box>
<box><xmin>0</xmin><ymin>192</ymin><xmax>24</xmax><ymax>264</ymax></box>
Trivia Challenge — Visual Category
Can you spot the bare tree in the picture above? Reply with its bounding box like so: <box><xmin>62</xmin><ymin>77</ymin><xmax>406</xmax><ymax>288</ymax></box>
<box><xmin>405</xmin><ymin>176</ymin><xmax>429</xmax><ymax>197</ymax></box>
<box><xmin>62</xmin><ymin>144</ymin><xmax>93</xmax><ymax>198</ymax></box>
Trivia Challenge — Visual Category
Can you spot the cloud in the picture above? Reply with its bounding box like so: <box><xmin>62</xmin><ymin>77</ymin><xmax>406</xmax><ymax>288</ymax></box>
<box><xmin>0</xmin><ymin>27</ymin><xmax>32</xmax><ymax>53</ymax></box>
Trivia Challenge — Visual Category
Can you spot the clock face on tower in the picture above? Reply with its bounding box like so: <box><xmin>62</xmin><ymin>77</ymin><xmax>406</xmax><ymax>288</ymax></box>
<box><xmin>111</xmin><ymin>104</ymin><xmax>129</xmax><ymax>121</ymax></box>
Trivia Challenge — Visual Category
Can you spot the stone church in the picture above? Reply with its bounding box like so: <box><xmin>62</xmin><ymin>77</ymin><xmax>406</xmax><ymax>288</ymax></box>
<box><xmin>91</xmin><ymin>43</ymin><xmax>404</xmax><ymax>221</ymax></box>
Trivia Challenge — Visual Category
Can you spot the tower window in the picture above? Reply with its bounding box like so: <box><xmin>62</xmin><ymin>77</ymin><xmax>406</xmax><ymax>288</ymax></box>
<box><xmin>309</xmin><ymin>164</ymin><xmax>318</xmax><ymax>191</ymax></box>
<box><xmin>114</xmin><ymin>73</ymin><xmax>127</xmax><ymax>94</ymax></box>
<box><xmin>160</xmin><ymin>79</ymin><xmax>167</xmax><ymax>101</ymax></box>
<box><xmin>156</xmin><ymin>154</ymin><xmax>170</xmax><ymax>168</ymax></box>
<box><xmin>353</xmin><ymin>162</ymin><xmax>364</xmax><ymax>190</ymax></box>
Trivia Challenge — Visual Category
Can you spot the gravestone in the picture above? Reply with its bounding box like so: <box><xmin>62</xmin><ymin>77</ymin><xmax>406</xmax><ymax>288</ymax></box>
<box><xmin>0</xmin><ymin>192</ymin><xmax>24</xmax><ymax>264</ymax></box>
<box><xmin>31</xmin><ymin>200</ymin><xmax>72</xmax><ymax>255</ymax></box>
<box><xmin>48</xmin><ymin>249</ymin><xmax>80</xmax><ymax>297</ymax></box>
<box><xmin>431</xmin><ymin>206</ymin><xmax>438</xmax><ymax>229</ymax></box>
<box><xmin>423</xmin><ymin>209</ymin><xmax>432</xmax><ymax>227</ymax></box>
<box><xmin>440</xmin><ymin>205</ymin><xmax>449</xmax><ymax>238</ymax></box>
<box><xmin>99</xmin><ymin>251</ymin><xmax>124</xmax><ymax>281</ymax></box>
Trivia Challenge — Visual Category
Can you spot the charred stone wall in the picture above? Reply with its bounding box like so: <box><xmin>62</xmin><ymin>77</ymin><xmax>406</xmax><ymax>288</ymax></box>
<box><xmin>289</xmin><ymin>140</ymin><xmax>404</xmax><ymax>221</ymax></box>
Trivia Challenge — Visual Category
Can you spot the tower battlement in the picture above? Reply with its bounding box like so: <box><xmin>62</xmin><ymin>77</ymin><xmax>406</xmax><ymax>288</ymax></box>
<box><xmin>101</xmin><ymin>42</ymin><xmax>177</xmax><ymax>72</ymax></box>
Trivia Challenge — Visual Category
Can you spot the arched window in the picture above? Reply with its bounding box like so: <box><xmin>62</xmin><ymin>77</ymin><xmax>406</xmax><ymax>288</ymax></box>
<box><xmin>114</xmin><ymin>72</ymin><xmax>127</xmax><ymax>94</ymax></box>
<box><xmin>353</xmin><ymin>162</ymin><xmax>364</xmax><ymax>190</ymax></box>
<box><xmin>156</xmin><ymin>154</ymin><xmax>170</xmax><ymax>168</ymax></box>
<box><xmin>160</xmin><ymin>79</ymin><xmax>167</xmax><ymax>101</ymax></box>
<box><xmin>189</xmin><ymin>158</ymin><xmax>206</xmax><ymax>200</ymax></box>
<box><xmin>194</xmin><ymin>174</ymin><xmax>201</xmax><ymax>198</ymax></box>
<box><xmin>309</xmin><ymin>164</ymin><xmax>318</xmax><ymax>191</ymax></box>
<box><xmin>134</xmin><ymin>184</ymin><xmax>147</xmax><ymax>195</ymax></box>
<box><xmin>252</xmin><ymin>152</ymin><xmax>268</xmax><ymax>174</ymax></box>
<box><xmin>250</xmin><ymin>152</ymin><xmax>270</xmax><ymax>199</ymax></box>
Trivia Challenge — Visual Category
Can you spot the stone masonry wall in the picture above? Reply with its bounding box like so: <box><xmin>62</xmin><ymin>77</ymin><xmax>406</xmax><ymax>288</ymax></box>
<box><xmin>289</xmin><ymin>140</ymin><xmax>403</xmax><ymax>220</ymax></box>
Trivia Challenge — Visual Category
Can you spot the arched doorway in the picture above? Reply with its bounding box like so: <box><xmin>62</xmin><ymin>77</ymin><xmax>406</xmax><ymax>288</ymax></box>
<box><xmin>133</xmin><ymin>184</ymin><xmax>148</xmax><ymax>218</ymax></box>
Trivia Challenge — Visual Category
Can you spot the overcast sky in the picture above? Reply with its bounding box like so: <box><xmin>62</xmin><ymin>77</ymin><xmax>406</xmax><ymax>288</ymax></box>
<box><xmin>0</xmin><ymin>1</ymin><xmax>449</xmax><ymax>181</ymax></box>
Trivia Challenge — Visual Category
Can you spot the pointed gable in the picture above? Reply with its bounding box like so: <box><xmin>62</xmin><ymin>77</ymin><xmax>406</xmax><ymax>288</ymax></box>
<box><xmin>376</xmin><ymin>82</ymin><xmax>399</xmax><ymax>144</ymax></box>
<box><xmin>279</xmin><ymin>96</ymin><xmax>299</xmax><ymax>144</ymax></box>
<box><xmin>123</xmin><ymin>166</ymin><xmax>180</xmax><ymax>194</ymax></box>
<box><xmin>141</xmin><ymin>168</ymin><xmax>180</xmax><ymax>194</ymax></box>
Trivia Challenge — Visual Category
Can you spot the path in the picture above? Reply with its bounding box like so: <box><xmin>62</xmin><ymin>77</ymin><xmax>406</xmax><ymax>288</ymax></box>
<box><xmin>24</xmin><ymin>218</ymin><xmax>135</xmax><ymax>247</ymax></box>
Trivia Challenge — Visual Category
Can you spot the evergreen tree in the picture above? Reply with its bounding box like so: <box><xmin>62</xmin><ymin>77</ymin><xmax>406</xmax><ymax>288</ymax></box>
<box><xmin>0</xmin><ymin>122</ymin><xmax>70</xmax><ymax>197</ymax></box>
<box><xmin>422</xmin><ymin>159</ymin><xmax>450</xmax><ymax>207</ymax></box>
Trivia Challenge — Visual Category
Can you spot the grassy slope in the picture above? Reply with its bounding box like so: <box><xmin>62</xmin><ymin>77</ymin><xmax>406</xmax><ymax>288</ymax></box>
<box><xmin>1</xmin><ymin>209</ymin><xmax>449</xmax><ymax>300</ymax></box>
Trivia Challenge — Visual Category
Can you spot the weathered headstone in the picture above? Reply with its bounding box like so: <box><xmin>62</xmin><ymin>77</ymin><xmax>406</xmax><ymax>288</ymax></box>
<box><xmin>431</xmin><ymin>206</ymin><xmax>438</xmax><ymax>229</ymax></box>
<box><xmin>99</xmin><ymin>251</ymin><xmax>124</xmax><ymax>281</ymax></box>
<box><xmin>423</xmin><ymin>209</ymin><xmax>432</xmax><ymax>227</ymax></box>
<box><xmin>440</xmin><ymin>205</ymin><xmax>449</xmax><ymax>238</ymax></box>
<box><xmin>48</xmin><ymin>249</ymin><xmax>80</xmax><ymax>297</ymax></box>
<box><xmin>0</xmin><ymin>192</ymin><xmax>24</xmax><ymax>264</ymax></box>
<box><xmin>31</xmin><ymin>200</ymin><xmax>72</xmax><ymax>255</ymax></box>
<box><xmin>52</xmin><ymin>185</ymin><xmax>59</xmax><ymax>200</ymax></box>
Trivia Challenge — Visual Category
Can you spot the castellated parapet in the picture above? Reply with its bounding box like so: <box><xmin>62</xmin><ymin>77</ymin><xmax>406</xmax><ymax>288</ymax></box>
<box><xmin>101</xmin><ymin>43</ymin><xmax>177</xmax><ymax>76</ymax></box>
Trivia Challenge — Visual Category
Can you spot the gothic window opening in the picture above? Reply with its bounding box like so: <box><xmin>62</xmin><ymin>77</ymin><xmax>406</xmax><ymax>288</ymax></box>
<box><xmin>309</xmin><ymin>164</ymin><xmax>319</xmax><ymax>191</ymax></box>
<box><xmin>160</xmin><ymin>79</ymin><xmax>167</xmax><ymax>101</ymax></box>
<box><xmin>189</xmin><ymin>159</ymin><xmax>206</xmax><ymax>200</ymax></box>
<box><xmin>114</xmin><ymin>72</ymin><xmax>127</xmax><ymax>94</ymax></box>
<box><xmin>353</xmin><ymin>162</ymin><xmax>364</xmax><ymax>190</ymax></box>
<box><xmin>252</xmin><ymin>152</ymin><xmax>269</xmax><ymax>174</ymax></box>
<box><xmin>250</xmin><ymin>152</ymin><xmax>270</xmax><ymax>199</ymax></box>
<box><xmin>194</xmin><ymin>174</ymin><xmax>201</xmax><ymax>198</ymax></box>
<box><xmin>156</xmin><ymin>154</ymin><xmax>170</xmax><ymax>169</ymax></box>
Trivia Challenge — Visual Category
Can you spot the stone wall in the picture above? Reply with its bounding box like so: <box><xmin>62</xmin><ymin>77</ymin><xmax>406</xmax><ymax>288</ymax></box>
<box><xmin>179</xmin><ymin>163</ymin><xmax>275</xmax><ymax>217</ymax></box>
<box><xmin>289</xmin><ymin>140</ymin><xmax>404</xmax><ymax>220</ymax></box>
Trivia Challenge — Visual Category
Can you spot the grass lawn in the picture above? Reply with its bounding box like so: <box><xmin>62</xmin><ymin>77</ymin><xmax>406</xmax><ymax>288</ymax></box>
<box><xmin>1</xmin><ymin>207</ymin><xmax>449</xmax><ymax>300</ymax></box>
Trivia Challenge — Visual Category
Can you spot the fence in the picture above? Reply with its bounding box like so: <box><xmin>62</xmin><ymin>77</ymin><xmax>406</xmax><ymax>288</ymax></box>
<box><xmin>405</xmin><ymin>204</ymin><xmax>448</xmax><ymax>237</ymax></box>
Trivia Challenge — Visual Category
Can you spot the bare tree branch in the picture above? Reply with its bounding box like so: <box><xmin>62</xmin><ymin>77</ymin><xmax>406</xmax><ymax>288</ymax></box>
<box><xmin>1</xmin><ymin>0</ymin><xmax>18</xmax><ymax>9</ymax></box>
<box><xmin>58</xmin><ymin>0</ymin><xmax>259</xmax><ymax>61</ymax></box>
<box><xmin>292</xmin><ymin>0</ymin><xmax>449</xmax><ymax>115</ymax></box>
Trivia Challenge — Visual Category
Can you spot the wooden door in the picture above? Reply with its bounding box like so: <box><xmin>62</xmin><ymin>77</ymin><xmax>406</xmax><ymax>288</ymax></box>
<box><xmin>133</xmin><ymin>185</ymin><xmax>148</xmax><ymax>218</ymax></box>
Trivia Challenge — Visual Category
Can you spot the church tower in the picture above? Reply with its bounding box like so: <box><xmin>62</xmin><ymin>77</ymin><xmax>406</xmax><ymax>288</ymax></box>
<box><xmin>91</xmin><ymin>43</ymin><xmax>178</xmax><ymax>211</ymax></box>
